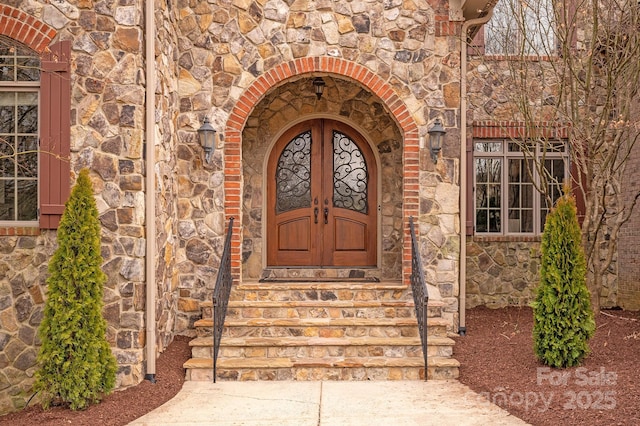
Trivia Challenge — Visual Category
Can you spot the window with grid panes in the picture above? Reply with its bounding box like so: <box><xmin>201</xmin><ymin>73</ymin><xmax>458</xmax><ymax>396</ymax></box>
<box><xmin>474</xmin><ymin>139</ymin><xmax>567</xmax><ymax>235</ymax></box>
<box><xmin>0</xmin><ymin>41</ymin><xmax>39</xmax><ymax>223</ymax></box>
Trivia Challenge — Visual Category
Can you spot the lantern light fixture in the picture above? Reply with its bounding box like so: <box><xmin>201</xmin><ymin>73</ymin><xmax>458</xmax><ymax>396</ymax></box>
<box><xmin>313</xmin><ymin>77</ymin><xmax>325</xmax><ymax>100</ymax></box>
<box><xmin>197</xmin><ymin>117</ymin><xmax>217</xmax><ymax>163</ymax></box>
<box><xmin>427</xmin><ymin>118</ymin><xmax>446</xmax><ymax>164</ymax></box>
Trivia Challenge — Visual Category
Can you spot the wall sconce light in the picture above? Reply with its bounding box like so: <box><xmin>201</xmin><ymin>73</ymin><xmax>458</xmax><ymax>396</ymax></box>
<box><xmin>313</xmin><ymin>77</ymin><xmax>325</xmax><ymax>100</ymax></box>
<box><xmin>427</xmin><ymin>118</ymin><xmax>446</xmax><ymax>164</ymax></box>
<box><xmin>197</xmin><ymin>117</ymin><xmax>217</xmax><ymax>163</ymax></box>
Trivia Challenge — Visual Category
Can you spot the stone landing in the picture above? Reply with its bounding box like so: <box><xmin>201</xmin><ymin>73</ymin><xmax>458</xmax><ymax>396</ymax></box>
<box><xmin>184</xmin><ymin>281</ymin><xmax>459</xmax><ymax>381</ymax></box>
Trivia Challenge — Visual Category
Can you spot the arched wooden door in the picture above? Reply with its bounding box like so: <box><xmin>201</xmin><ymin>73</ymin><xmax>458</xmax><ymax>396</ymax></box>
<box><xmin>267</xmin><ymin>119</ymin><xmax>377</xmax><ymax>267</ymax></box>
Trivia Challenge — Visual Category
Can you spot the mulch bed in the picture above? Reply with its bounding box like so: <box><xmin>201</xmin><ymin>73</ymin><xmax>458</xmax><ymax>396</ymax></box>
<box><xmin>1</xmin><ymin>307</ymin><xmax>638</xmax><ymax>425</ymax></box>
<box><xmin>0</xmin><ymin>335</ymin><xmax>191</xmax><ymax>426</ymax></box>
<box><xmin>454</xmin><ymin>306</ymin><xmax>640</xmax><ymax>426</ymax></box>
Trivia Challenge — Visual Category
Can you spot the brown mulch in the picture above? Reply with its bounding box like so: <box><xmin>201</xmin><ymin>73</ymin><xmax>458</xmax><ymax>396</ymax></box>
<box><xmin>454</xmin><ymin>306</ymin><xmax>640</xmax><ymax>426</ymax></box>
<box><xmin>0</xmin><ymin>335</ymin><xmax>191</xmax><ymax>426</ymax></box>
<box><xmin>2</xmin><ymin>308</ymin><xmax>638</xmax><ymax>425</ymax></box>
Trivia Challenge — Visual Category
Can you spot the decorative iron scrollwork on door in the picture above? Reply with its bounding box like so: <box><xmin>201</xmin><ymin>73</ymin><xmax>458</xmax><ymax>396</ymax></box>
<box><xmin>275</xmin><ymin>131</ymin><xmax>312</xmax><ymax>214</ymax></box>
<box><xmin>333</xmin><ymin>131</ymin><xmax>368</xmax><ymax>214</ymax></box>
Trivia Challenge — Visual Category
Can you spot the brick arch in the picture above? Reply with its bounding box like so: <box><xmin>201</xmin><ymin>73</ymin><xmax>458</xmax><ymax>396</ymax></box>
<box><xmin>0</xmin><ymin>5</ymin><xmax>57</xmax><ymax>53</ymax></box>
<box><xmin>224</xmin><ymin>58</ymin><xmax>419</xmax><ymax>283</ymax></box>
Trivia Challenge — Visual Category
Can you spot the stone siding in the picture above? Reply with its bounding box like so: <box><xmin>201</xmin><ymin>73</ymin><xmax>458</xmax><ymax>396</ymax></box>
<box><xmin>465</xmin><ymin>56</ymin><xmax>623</xmax><ymax>309</ymax></box>
<box><xmin>465</xmin><ymin>238</ymin><xmax>540</xmax><ymax>308</ymax></box>
<box><xmin>0</xmin><ymin>0</ymin><xmax>154</xmax><ymax>412</ymax></box>
<box><xmin>0</xmin><ymin>233</ymin><xmax>55</xmax><ymax>414</ymax></box>
<box><xmin>172</xmin><ymin>0</ymin><xmax>464</xmax><ymax>328</ymax></box>
<box><xmin>1</xmin><ymin>0</ymin><xmax>467</xmax><ymax>414</ymax></box>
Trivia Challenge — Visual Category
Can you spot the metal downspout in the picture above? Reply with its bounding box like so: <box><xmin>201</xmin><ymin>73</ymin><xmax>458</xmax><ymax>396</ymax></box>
<box><xmin>144</xmin><ymin>0</ymin><xmax>157</xmax><ymax>382</ymax></box>
<box><xmin>460</xmin><ymin>11</ymin><xmax>494</xmax><ymax>336</ymax></box>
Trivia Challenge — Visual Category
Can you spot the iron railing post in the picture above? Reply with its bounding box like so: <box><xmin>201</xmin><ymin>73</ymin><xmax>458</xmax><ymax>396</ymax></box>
<box><xmin>211</xmin><ymin>218</ymin><xmax>234</xmax><ymax>383</ymax></box>
<box><xmin>409</xmin><ymin>216</ymin><xmax>429</xmax><ymax>381</ymax></box>
<box><xmin>423</xmin><ymin>298</ymin><xmax>428</xmax><ymax>380</ymax></box>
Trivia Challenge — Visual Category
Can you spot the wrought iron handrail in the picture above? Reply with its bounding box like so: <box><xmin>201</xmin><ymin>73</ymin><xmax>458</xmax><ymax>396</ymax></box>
<box><xmin>409</xmin><ymin>216</ymin><xmax>429</xmax><ymax>381</ymax></box>
<box><xmin>212</xmin><ymin>217</ymin><xmax>234</xmax><ymax>383</ymax></box>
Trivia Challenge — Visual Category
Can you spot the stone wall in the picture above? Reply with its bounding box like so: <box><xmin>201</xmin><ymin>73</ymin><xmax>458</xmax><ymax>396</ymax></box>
<box><xmin>0</xmin><ymin>0</ymin><xmax>154</xmax><ymax>412</ymax></box>
<box><xmin>465</xmin><ymin>55</ymin><xmax>622</xmax><ymax>309</ymax></box>
<box><xmin>1</xmin><ymin>0</ymin><xmax>468</xmax><ymax>413</ymax></box>
<box><xmin>465</xmin><ymin>238</ymin><xmax>540</xmax><ymax>308</ymax></box>
<box><xmin>0</xmin><ymin>233</ymin><xmax>55</xmax><ymax>414</ymax></box>
<box><xmin>152</xmin><ymin>0</ymin><xmax>183</xmax><ymax>347</ymax></box>
<box><xmin>172</xmin><ymin>0</ymin><xmax>464</xmax><ymax>330</ymax></box>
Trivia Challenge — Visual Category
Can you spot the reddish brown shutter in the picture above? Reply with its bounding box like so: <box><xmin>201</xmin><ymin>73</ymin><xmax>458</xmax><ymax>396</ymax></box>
<box><xmin>570</xmin><ymin>160</ymin><xmax>586</xmax><ymax>226</ymax></box>
<box><xmin>466</xmin><ymin>137</ymin><xmax>474</xmax><ymax>235</ymax></box>
<box><xmin>468</xmin><ymin>26</ymin><xmax>485</xmax><ymax>56</ymax></box>
<box><xmin>39</xmin><ymin>40</ymin><xmax>71</xmax><ymax>229</ymax></box>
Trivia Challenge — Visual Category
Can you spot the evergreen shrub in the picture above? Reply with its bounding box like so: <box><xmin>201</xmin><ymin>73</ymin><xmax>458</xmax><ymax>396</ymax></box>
<box><xmin>533</xmin><ymin>193</ymin><xmax>595</xmax><ymax>368</ymax></box>
<box><xmin>35</xmin><ymin>169</ymin><xmax>117</xmax><ymax>410</ymax></box>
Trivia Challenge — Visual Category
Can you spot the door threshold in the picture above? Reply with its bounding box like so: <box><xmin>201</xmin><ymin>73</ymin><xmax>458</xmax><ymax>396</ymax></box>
<box><xmin>260</xmin><ymin>268</ymin><xmax>381</xmax><ymax>282</ymax></box>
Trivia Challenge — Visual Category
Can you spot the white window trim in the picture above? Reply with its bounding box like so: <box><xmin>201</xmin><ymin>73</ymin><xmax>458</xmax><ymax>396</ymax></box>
<box><xmin>473</xmin><ymin>139</ymin><xmax>568</xmax><ymax>236</ymax></box>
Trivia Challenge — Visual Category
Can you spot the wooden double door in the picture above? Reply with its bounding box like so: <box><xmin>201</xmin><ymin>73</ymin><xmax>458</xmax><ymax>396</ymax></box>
<box><xmin>267</xmin><ymin>119</ymin><xmax>377</xmax><ymax>267</ymax></box>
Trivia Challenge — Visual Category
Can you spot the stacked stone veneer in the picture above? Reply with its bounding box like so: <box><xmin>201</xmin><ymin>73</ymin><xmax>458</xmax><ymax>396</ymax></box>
<box><xmin>174</xmin><ymin>0</ymin><xmax>464</xmax><ymax>331</ymax></box>
<box><xmin>465</xmin><ymin>238</ymin><xmax>541</xmax><ymax>308</ymax></box>
<box><xmin>465</xmin><ymin>56</ymin><xmax>623</xmax><ymax>309</ymax></box>
<box><xmin>0</xmin><ymin>1</ymin><xmax>184</xmax><ymax>413</ymax></box>
<box><xmin>1</xmin><ymin>0</ymin><xmax>467</xmax><ymax>414</ymax></box>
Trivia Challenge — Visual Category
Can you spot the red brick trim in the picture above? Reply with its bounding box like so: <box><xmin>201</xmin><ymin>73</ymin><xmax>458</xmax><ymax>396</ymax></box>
<box><xmin>0</xmin><ymin>6</ymin><xmax>56</xmax><ymax>53</ymax></box>
<box><xmin>224</xmin><ymin>58</ymin><xmax>420</xmax><ymax>285</ymax></box>
<box><xmin>0</xmin><ymin>227</ymin><xmax>41</xmax><ymax>236</ymax></box>
<box><xmin>473</xmin><ymin>121</ymin><xmax>570</xmax><ymax>139</ymax></box>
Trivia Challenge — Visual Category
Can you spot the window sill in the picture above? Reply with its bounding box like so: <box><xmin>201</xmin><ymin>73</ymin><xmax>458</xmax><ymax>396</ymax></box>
<box><xmin>0</xmin><ymin>226</ymin><xmax>42</xmax><ymax>236</ymax></box>
<box><xmin>474</xmin><ymin>54</ymin><xmax>555</xmax><ymax>62</ymax></box>
<box><xmin>471</xmin><ymin>235</ymin><xmax>541</xmax><ymax>243</ymax></box>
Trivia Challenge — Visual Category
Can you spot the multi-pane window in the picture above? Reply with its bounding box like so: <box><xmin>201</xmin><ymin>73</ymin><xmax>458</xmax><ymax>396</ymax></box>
<box><xmin>485</xmin><ymin>0</ymin><xmax>555</xmax><ymax>55</ymax></box>
<box><xmin>474</xmin><ymin>140</ymin><xmax>567</xmax><ymax>235</ymax></box>
<box><xmin>0</xmin><ymin>42</ymin><xmax>40</xmax><ymax>223</ymax></box>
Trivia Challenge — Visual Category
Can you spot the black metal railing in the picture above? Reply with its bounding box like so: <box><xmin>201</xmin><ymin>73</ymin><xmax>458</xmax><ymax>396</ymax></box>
<box><xmin>212</xmin><ymin>217</ymin><xmax>234</xmax><ymax>383</ymax></box>
<box><xmin>409</xmin><ymin>216</ymin><xmax>429</xmax><ymax>381</ymax></box>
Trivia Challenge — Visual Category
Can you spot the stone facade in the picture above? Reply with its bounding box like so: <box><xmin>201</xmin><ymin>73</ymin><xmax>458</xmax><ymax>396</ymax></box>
<box><xmin>465</xmin><ymin>238</ymin><xmax>540</xmax><ymax>308</ymax></box>
<box><xmin>0</xmin><ymin>0</ymin><xmax>466</xmax><ymax>414</ymax></box>
<box><xmin>464</xmin><ymin>52</ymin><xmax>627</xmax><ymax>310</ymax></box>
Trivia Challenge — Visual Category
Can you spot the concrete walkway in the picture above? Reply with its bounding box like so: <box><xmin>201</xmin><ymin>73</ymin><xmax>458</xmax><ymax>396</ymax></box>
<box><xmin>129</xmin><ymin>381</ymin><xmax>529</xmax><ymax>425</ymax></box>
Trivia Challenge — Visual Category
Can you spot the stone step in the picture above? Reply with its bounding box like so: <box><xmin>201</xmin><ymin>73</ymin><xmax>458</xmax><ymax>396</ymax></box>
<box><xmin>184</xmin><ymin>356</ymin><xmax>459</xmax><ymax>381</ymax></box>
<box><xmin>185</xmin><ymin>280</ymin><xmax>458</xmax><ymax>383</ymax></box>
<box><xmin>194</xmin><ymin>317</ymin><xmax>449</xmax><ymax>338</ymax></box>
<box><xmin>201</xmin><ymin>299</ymin><xmax>445</xmax><ymax>320</ymax></box>
<box><xmin>189</xmin><ymin>336</ymin><xmax>455</xmax><ymax>359</ymax></box>
<box><xmin>227</xmin><ymin>282</ymin><xmax>414</xmax><ymax>303</ymax></box>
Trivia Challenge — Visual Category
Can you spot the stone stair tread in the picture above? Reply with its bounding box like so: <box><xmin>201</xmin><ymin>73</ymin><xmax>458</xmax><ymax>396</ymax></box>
<box><xmin>234</xmin><ymin>282</ymin><xmax>406</xmax><ymax>291</ymax></box>
<box><xmin>185</xmin><ymin>356</ymin><xmax>458</xmax><ymax>370</ymax></box>
<box><xmin>229</xmin><ymin>300</ymin><xmax>416</xmax><ymax>308</ymax></box>
<box><xmin>201</xmin><ymin>300</ymin><xmax>445</xmax><ymax>308</ymax></box>
<box><xmin>195</xmin><ymin>317</ymin><xmax>424</xmax><ymax>327</ymax></box>
<box><xmin>195</xmin><ymin>316</ymin><xmax>448</xmax><ymax>328</ymax></box>
<box><xmin>189</xmin><ymin>335</ymin><xmax>455</xmax><ymax>347</ymax></box>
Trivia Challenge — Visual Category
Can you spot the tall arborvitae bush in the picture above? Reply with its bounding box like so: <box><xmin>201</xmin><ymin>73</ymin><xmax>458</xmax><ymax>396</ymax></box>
<box><xmin>533</xmin><ymin>193</ymin><xmax>595</xmax><ymax>368</ymax></box>
<box><xmin>35</xmin><ymin>169</ymin><xmax>117</xmax><ymax>410</ymax></box>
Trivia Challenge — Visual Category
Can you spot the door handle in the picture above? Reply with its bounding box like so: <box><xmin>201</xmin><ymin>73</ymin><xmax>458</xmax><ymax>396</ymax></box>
<box><xmin>324</xmin><ymin>207</ymin><xmax>329</xmax><ymax>224</ymax></box>
<box><xmin>314</xmin><ymin>207</ymin><xmax>319</xmax><ymax>224</ymax></box>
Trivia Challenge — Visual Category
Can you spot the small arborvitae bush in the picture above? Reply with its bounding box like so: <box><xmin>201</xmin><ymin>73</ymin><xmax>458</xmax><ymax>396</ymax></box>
<box><xmin>35</xmin><ymin>169</ymin><xmax>117</xmax><ymax>410</ymax></box>
<box><xmin>533</xmin><ymin>193</ymin><xmax>595</xmax><ymax>368</ymax></box>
